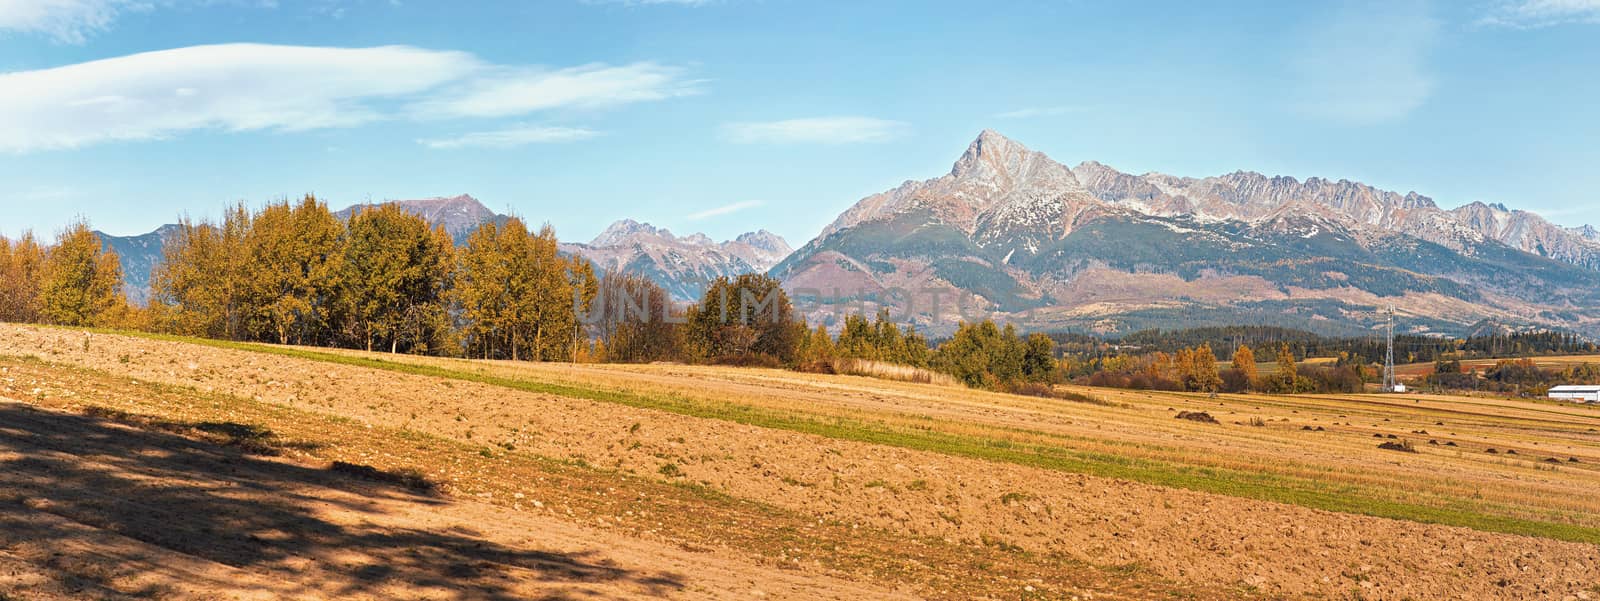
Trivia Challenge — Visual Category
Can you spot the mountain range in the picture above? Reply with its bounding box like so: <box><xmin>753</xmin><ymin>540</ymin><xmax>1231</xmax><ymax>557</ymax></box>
<box><xmin>775</xmin><ymin>130</ymin><xmax>1600</xmax><ymax>336</ymax></box>
<box><xmin>94</xmin><ymin>130</ymin><xmax>1600</xmax><ymax>338</ymax></box>
<box><xmin>559</xmin><ymin>219</ymin><xmax>791</xmax><ymax>300</ymax></box>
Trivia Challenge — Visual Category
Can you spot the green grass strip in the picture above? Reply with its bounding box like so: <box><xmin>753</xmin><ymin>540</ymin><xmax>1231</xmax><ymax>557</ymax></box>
<box><xmin>79</xmin><ymin>327</ymin><xmax>1600</xmax><ymax>544</ymax></box>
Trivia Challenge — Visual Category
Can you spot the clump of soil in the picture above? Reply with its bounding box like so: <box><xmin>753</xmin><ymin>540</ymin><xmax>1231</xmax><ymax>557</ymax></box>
<box><xmin>1486</xmin><ymin>449</ymin><xmax>1499</xmax><ymax>454</ymax></box>
<box><xmin>1378</xmin><ymin>440</ymin><xmax>1417</xmax><ymax>453</ymax></box>
<box><xmin>1174</xmin><ymin>411</ymin><xmax>1218</xmax><ymax>424</ymax></box>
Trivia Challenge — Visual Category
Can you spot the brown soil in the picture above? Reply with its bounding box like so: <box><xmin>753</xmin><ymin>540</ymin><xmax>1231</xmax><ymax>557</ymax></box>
<box><xmin>4</xmin><ymin>324</ymin><xmax>1600</xmax><ymax>600</ymax></box>
<box><xmin>0</xmin><ymin>337</ymin><xmax>1215</xmax><ymax>600</ymax></box>
<box><xmin>0</xmin><ymin>400</ymin><xmax>910</xmax><ymax>600</ymax></box>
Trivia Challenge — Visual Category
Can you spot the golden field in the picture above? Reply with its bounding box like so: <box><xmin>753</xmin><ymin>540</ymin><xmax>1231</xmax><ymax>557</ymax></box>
<box><xmin>3</xmin><ymin>323</ymin><xmax>1600</xmax><ymax>600</ymax></box>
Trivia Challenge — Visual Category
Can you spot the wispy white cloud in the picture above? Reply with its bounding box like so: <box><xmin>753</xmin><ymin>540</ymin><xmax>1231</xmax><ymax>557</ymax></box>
<box><xmin>0</xmin><ymin>0</ymin><xmax>141</xmax><ymax>43</ymax></box>
<box><xmin>410</xmin><ymin>62</ymin><xmax>700</xmax><ymax>119</ymax></box>
<box><xmin>686</xmin><ymin>200</ymin><xmax>762</xmax><ymax>221</ymax></box>
<box><xmin>993</xmin><ymin>105</ymin><xmax>1089</xmax><ymax>119</ymax></box>
<box><xmin>720</xmin><ymin>116</ymin><xmax>909</xmax><ymax>144</ymax></box>
<box><xmin>0</xmin><ymin>44</ymin><xmax>694</xmax><ymax>153</ymax></box>
<box><xmin>419</xmin><ymin>125</ymin><xmax>600</xmax><ymax>149</ymax></box>
<box><xmin>0</xmin><ymin>0</ymin><xmax>278</xmax><ymax>43</ymax></box>
<box><xmin>1287</xmin><ymin>0</ymin><xmax>1438</xmax><ymax>125</ymax></box>
<box><xmin>1478</xmin><ymin>0</ymin><xmax>1600</xmax><ymax>28</ymax></box>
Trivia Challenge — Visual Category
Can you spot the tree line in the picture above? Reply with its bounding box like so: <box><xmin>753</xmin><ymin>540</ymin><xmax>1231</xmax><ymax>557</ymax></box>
<box><xmin>2</xmin><ymin>198</ymin><xmax>599</xmax><ymax>361</ymax></box>
<box><xmin>1427</xmin><ymin>357</ymin><xmax>1600</xmax><ymax>396</ymax></box>
<box><xmin>1065</xmin><ymin>325</ymin><xmax>1596</xmax><ymax>366</ymax></box>
<box><xmin>574</xmin><ymin>273</ymin><xmax>1064</xmax><ymax>391</ymax></box>
<box><xmin>1068</xmin><ymin>342</ymin><xmax>1367</xmax><ymax>394</ymax></box>
<box><xmin>1</xmin><ymin>222</ymin><xmax>133</xmax><ymax>328</ymax></box>
<box><xmin>146</xmin><ymin>197</ymin><xmax>599</xmax><ymax>360</ymax></box>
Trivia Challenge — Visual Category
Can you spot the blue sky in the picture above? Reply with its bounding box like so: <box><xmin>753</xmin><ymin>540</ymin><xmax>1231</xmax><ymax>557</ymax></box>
<box><xmin>2</xmin><ymin>0</ymin><xmax>1598</xmax><ymax>247</ymax></box>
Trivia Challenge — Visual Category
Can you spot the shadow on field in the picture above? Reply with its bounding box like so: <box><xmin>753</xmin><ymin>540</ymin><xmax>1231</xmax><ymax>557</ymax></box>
<box><xmin>0</xmin><ymin>402</ymin><xmax>684</xmax><ymax>600</ymax></box>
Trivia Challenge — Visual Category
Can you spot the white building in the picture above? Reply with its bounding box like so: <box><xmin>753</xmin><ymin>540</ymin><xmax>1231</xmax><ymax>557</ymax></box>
<box><xmin>1548</xmin><ymin>385</ymin><xmax>1600</xmax><ymax>403</ymax></box>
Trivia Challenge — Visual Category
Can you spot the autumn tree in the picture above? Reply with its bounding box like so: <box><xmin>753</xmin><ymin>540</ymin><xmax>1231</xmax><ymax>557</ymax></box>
<box><xmin>1184</xmin><ymin>343</ymin><xmax>1222</xmax><ymax>392</ymax></box>
<box><xmin>456</xmin><ymin>220</ymin><xmax>512</xmax><ymax>358</ymax></box>
<box><xmin>1230</xmin><ymin>344</ymin><xmax>1258</xmax><ymax>391</ymax></box>
<box><xmin>590</xmin><ymin>271</ymin><xmax>682</xmax><ymax>363</ymax></box>
<box><xmin>152</xmin><ymin>204</ymin><xmax>253</xmax><ymax>339</ymax></box>
<box><xmin>1264</xmin><ymin>343</ymin><xmax>1300</xmax><ymax>393</ymax></box>
<box><xmin>456</xmin><ymin>218</ymin><xmax>586</xmax><ymax>361</ymax></box>
<box><xmin>38</xmin><ymin>221</ymin><xmax>125</xmax><ymax>327</ymax></box>
<box><xmin>798</xmin><ymin>323</ymin><xmax>836</xmax><ymax>363</ymax></box>
<box><xmin>0</xmin><ymin>233</ymin><xmax>46</xmax><ymax>323</ymax></box>
<box><xmin>567</xmin><ymin>257</ymin><xmax>600</xmax><ymax>361</ymax></box>
<box><xmin>933</xmin><ymin>320</ymin><xmax>1032</xmax><ymax>389</ymax></box>
<box><xmin>336</xmin><ymin>204</ymin><xmax>454</xmax><ymax>353</ymax></box>
<box><xmin>245</xmin><ymin>196</ymin><xmax>344</xmax><ymax>345</ymax></box>
<box><xmin>685</xmin><ymin>274</ymin><xmax>800</xmax><ymax>365</ymax></box>
<box><xmin>1021</xmin><ymin>332</ymin><xmax>1060</xmax><ymax>383</ymax></box>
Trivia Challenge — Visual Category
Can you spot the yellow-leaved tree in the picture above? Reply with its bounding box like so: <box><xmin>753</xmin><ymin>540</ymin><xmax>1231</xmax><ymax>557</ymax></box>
<box><xmin>152</xmin><ymin>203</ymin><xmax>252</xmax><ymax>339</ymax></box>
<box><xmin>336</xmin><ymin>203</ymin><xmax>454</xmax><ymax>354</ymax></box>
<box><xmin>1231</xmin><ymin>344</ymin><xmax>1258</xmax><ymax>391</ymax></box>
<box><xmin>0</xmin><ymin>232</ymin><xmax>46</xmax><ymax>323</ymax></box>
<box><xmin>39</xmin><ymin>221</ymin><xmax>125</xmax><ymax>327</ymax></box>
<box><xmin>245</xmin><ymin>196</ymin><xmax>344</xmax><ymax>344</ymax></box>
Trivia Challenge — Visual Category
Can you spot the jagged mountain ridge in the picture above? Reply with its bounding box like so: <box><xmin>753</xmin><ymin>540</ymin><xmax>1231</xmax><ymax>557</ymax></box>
<box><xmin>777</xmin><ymin>130</ymin><xmax>1600</xmax><ymax>336</ymax></box>
<box><xmin>562</xmin><ymin>219</ymin><xmax>791</xmax><ymax>301</ymax></box>
<box><xmin>1070</xmin><ymin>162</ymin><xmax>1600</xmax><ymax>270</ymax></box>
<box><xmin>813</xmin><ymin>130</ymin><xmax>1599</xmax><ymax>270</ymax></box>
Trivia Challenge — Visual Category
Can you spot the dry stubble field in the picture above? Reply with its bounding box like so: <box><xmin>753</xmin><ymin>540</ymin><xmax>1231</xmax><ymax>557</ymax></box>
<box><xmin>2</xmin><ymin>323</ymin><xmax>1600</xmax><ymax>600</ymax></box>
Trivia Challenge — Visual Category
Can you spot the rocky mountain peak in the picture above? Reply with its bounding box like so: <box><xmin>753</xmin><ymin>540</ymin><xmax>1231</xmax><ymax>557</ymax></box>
<box><xmin>1401</xmin><ymin>192</ymin><xmax>1438</xmax><ymax>210</ymax></box>
<box><xmin>590</xmin><ymin>219</ymin><xmax>673</xmax><ymax>247</ymax></box>
<box><xmin>951</xmin><ymin>129</ymin><xmax>1050</xmax><ymax>181</ymax></box>
<box><xmin>734</xmin><ymin>229</ymin><xmax>791</xmax><ymax>254</ymax></box>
